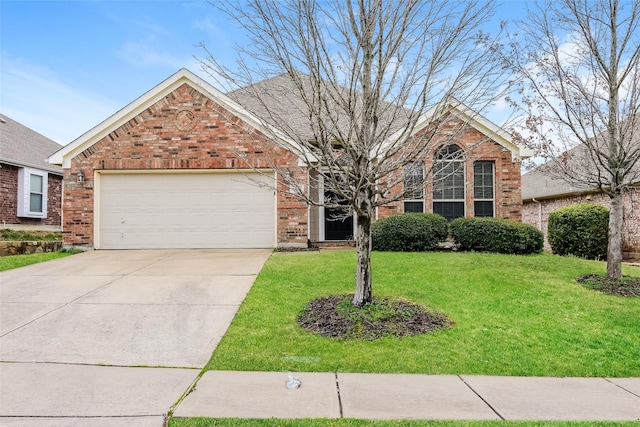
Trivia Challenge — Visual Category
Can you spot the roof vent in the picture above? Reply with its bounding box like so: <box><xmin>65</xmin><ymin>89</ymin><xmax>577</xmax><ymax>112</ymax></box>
<box><xmin>0</xmin><ymin>118</ymin><xmax>6</xmax><ymax>124</ymax></box>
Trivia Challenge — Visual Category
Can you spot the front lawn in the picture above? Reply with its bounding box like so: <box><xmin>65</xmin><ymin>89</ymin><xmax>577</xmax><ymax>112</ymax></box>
<box><xmin>0</xmin><ymin>252</ymin><xmax>72</xmax><ymax>272</ymax></box>
<box><xmin>205</xmin><ymin>251</ymin><xmax>640</xmax><ymax>377</ymax></box>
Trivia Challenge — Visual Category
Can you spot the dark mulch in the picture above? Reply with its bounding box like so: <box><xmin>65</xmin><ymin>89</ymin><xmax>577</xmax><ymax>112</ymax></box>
<box><xmin>297</xmin><ymin>294</ymin><xmax>453</xmax><ymax>341</ymax></box>
<box><xmin>576</xmin><ymin>274</ymin><xmax>640</xmax><ymax>297</ymax></box>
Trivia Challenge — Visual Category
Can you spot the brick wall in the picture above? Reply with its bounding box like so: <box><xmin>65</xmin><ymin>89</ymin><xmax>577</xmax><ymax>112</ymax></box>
<box><xmin>0</xmin><ymin>163</ymin><xmax>62</xmax><ymax>228</ymax></box>
<box><xmin>378</xmin><ymin>115</ymin><xmax>523</xmax><ymax>221</ymax></box>
<box><xmin>63</xmin><ymin>83</ymin><xmax>307</xmax><ymax>247</ymax></box>
<box><xmin>523</xmin><ymin>187</ymin><xmax>640</xmax><ymax>258</ymax></box>
<box><xmin>0</xmin><ymin>164</ymin><xmax>18</xmax><ymax>224</ymax></box>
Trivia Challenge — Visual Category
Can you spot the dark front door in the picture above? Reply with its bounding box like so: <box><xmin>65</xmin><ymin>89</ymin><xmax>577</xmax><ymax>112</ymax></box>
<box><xmin>324</xmin><ymin>185</ymin><xmax>353</xmax><ymax>240</ymax></box>
<box><xmin>324</xmin><ymin>206</ymin><xmax>354</xmax><ymax>240</ymax></box>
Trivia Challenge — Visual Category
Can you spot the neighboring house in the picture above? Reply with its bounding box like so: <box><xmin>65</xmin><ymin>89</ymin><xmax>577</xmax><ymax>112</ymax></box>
<box><xmin>48</xmin><ymin>68</ymin><xmax>532</xmax><ymax>250</ymax></box>
<box><xmin>0</xmin><ymin>114</ymin><xmax>63</xmax><ymax>229</ymax></box>
<box><xmin>522</xmin><ymin>169</ymin><xmax>640</xmax><ymax>261</ymax></box>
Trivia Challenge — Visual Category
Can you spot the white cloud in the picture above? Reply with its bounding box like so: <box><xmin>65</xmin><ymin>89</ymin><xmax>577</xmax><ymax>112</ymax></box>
<box><xmin>0</xmin><ymin>56</ymin><xmax>118</xmax><ymax>145</ymax></box>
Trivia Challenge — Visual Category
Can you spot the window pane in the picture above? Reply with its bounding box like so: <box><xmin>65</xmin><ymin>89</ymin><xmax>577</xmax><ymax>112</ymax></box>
<box><xmin>433</xmin><ymin>201</ymin><xmax>464</xmax><ymax>221</ymax></box>
<box><xmin>474</xmin><ymin>201</ymin><xmax>494</xmax><ymax>217</ymax></box>
<box><xmin>30</xmin><ymin>193</ymin><xmax>43</xmax><ymax>213</ymax></box>
<box><xmin>473</xmin><ymin>161</ymin><xmax>494</xmax><ymax>199</ymax></box>
<box><xmin>404</xmin><ymin>201</ymin><xmax>424</xmax><ymax>213</ymax></box>
<box><xmin>433</xmin><ymin>160</ymin><xmax>464</xmax><ymax>200</ymax></box>
<box><xmin>435</xmin><ymin>144</ymin><xmax>463</xmax><ymax>160</ymax></box>
<box><xmin>403</xmin><ymin>162</ymin><xmax>424</xmax><ymax>200</ymax></box>
<box><xmin>30</xmin><ymin>174</ymin><xmax>43</xmax><ymax>193</ymax></box>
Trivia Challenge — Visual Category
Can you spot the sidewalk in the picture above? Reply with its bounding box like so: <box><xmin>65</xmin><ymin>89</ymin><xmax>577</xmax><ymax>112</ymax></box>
<box><xmin>174</xmin><ymin>371</ymin><xmax>640</xmax><ymax>422</ymax></box>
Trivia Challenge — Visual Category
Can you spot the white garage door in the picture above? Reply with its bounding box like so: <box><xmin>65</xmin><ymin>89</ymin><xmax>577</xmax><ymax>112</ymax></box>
<box><xmin>98</xmin><ymin>172</ymin><xmax>275</xmax><ymax>249</ymax></box>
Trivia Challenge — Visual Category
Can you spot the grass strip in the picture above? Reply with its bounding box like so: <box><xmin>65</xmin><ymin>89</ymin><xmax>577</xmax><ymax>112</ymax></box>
<box><xmin>169</xmin><ymin>418</ymin><xmax>638</xmax><ymax>426</ymax></box>
<box><xmin>0</xmin><ymin>252</ymin><xmax>71</xmax><ymax>272</ymax></box>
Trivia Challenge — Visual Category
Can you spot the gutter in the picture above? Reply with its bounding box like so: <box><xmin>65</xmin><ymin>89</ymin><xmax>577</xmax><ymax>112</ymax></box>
<box><xmin>0</xmin><ymin>158</ymin><xmax>64</xmax><ymax>176</ymax></box>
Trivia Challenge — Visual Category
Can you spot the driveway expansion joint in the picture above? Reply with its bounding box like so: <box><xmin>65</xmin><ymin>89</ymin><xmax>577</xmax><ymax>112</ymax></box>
<box><xmin>606</xmin><ymin>377</ymin><xmax>640</xmax><ymax>398</ymax></box>
<box><xmin>334</xmin><ymin>373</ymin><xmax>344</xmax><ymax>418</ymax></box>
<box><xmin>458</xmin><ymin>375</ymin><xmax>505</xmax><ymax>420</ymax></box>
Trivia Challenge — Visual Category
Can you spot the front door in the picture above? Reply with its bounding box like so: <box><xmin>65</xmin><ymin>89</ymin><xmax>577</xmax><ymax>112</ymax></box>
<box><xmin>324</xmin><ymin>189</ymin><xmax>354</xmax><ymax>240</ymax></box>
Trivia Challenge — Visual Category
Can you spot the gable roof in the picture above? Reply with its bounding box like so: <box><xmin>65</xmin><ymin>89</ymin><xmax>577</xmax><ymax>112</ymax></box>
<box><xmin>48</xmin><ymin>68</ymin><xmax>303</xmax><ymax>168</ymax></box>
<box><xmin>392</xmin><ymin>100</ymin><xmax>534</xmax><ymax>160</ymax></box>
<box><xmin>232</xmin><ymin>75</ymin><xmax>532</xmax><ymax>160</ymax></box>
<box><xmin>49</xmin><ymin>68</ymin><xmax>531</xmax><ymax>169</ymax></box>
<box><xmin>0</xmin><ymin>113</ymin><xmax>63</xmax><ymax>174</ymax></box>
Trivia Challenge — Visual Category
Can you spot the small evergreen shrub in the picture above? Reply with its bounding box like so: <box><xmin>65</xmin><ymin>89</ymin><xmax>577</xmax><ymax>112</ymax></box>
<box><xmin>547</xmin><ymin>204</ymin><xmax>609</xmax><ymax>260</ymax></box>
<box><xmin>449</xmin><ymin>217</ymin><xmax>543</xmax><ymax>255</ymax></box>
<box><xmin>372</xmin><ymin>213</ymin><xmax>448</xmax><ymax>252</ymax></box>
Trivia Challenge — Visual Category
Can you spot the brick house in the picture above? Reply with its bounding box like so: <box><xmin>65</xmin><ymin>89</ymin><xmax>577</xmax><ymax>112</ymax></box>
<box><xmin>48</xmin><ymin>69</ymin><xmax>531</xmax><ymax>249</ymax></box>
<box><xmin>522</xmin><ymin>170</ymin><xmax>640</xmax><ymax>261</ymax></box>
<box><xmin>1</xmin><ymin>114</ymin><xmax>63</xmax><ymax>229</ymax></box>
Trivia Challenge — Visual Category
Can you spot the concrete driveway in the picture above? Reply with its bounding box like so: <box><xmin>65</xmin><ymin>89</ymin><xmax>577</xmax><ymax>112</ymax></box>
<box><xmin>0</xmin><ymin>249</ymin><xmax>271</xmax><ymax>426</ymax></box>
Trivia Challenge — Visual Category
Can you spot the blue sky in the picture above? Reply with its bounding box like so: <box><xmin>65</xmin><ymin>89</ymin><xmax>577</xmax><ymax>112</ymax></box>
<box><xmin>1</xmin><ymin>0</ymin><xmax>528</xmax><ymax>146</ymax></box>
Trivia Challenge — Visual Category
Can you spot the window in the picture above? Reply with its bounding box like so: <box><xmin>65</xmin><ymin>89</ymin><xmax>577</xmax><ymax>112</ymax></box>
<box><xmin>433</xmin><ymin>145</ymin><xmax>464</xmax><ymax>221</ymax></box>
<box><xmin>403</xmin><ymin>161</ymin><xmax>424</xmax><ymax>212</ymax></box>
<box><xmin>17</xmin><ymin>168</ymin><xmax>48</xmax><ymax>218</ymax></box>
<box><xmin>473</xmin><ymin>161</ymin><xmax>494</xmax><ymax>217</ymax></box>
<box><xmin>30</xmin><ymin>174</ymin><xmax>44</xmax><ymax>213</ymax></box>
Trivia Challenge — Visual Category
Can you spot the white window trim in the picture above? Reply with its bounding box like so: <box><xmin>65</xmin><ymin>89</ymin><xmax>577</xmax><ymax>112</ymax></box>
<box><xmin>17</xmin><ymin>167</ymin><xmax>48</xmax><ymax>218</ymax></box>
<box><xmin>473</xmin><ymin>161</ymin><xmax>495</xmax><ymax>217</ymax></box>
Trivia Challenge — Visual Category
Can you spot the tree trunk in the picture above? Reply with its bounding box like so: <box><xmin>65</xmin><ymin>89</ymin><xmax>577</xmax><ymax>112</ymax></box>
<box><xmin>607</xmin><ymin>191</ymin><xmax>624</xmax><ymax>279</ymax></box>
<box><xmin>352</xmin><ymin>212</ymin><xmax>373</xmax><ymax>307</ymax></box>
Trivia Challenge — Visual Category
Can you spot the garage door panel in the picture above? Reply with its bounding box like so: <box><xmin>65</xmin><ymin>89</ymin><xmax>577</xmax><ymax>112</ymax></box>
<box><xmin>99</xmin><ymin>172</ymin><xmax>275</xmax><ymax>249</ymax></box>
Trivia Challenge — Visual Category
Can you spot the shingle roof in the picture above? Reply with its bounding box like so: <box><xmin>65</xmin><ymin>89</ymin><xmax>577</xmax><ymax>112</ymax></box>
<box><xmin>229</xmin><ymin>73</ymin><xmax>532</xmax><ymax>158</ymax></box>
<box><xmin>522</xmin><ymin>134</ymin><xmax>640</xmax><ymax>201</ymax></box>
<box><xmin>228</xmin><ymin>73</ymin><xmax>418</xmax><ymax>143</ymax></box>
<box><xmin>0</xmin><ymin>113</ymin><xmax>63</xmax><ymax>174</ymax></box>
<box><xmin>521</xmin><ymin>167</ymin><xmax>594</xmax><ymax>200</ymax></box>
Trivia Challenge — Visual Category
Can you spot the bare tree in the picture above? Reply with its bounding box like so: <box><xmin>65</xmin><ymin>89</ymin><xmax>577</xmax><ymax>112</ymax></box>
<box><xmin>506</xmin><ymin>0</ymin><xmax>640</xmax><ymax>279</ymax></box>
<box><xmin>200</xmin><ymin>0</ymin><xmax>507</xmax><ymax>307</ymax></box>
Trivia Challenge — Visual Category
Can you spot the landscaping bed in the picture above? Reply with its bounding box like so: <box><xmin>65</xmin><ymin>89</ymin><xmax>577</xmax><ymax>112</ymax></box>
<box><xmin>0</xmin><ymin>230</ymin><xmax>63</xmax><ymax>256</ymax></box>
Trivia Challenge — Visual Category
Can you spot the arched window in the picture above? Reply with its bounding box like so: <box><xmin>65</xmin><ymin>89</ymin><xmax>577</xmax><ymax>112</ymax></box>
<box><xmin>433</xmin><ymin>144</ymin><xmax>465</xmax><ymax>221</ymax></box>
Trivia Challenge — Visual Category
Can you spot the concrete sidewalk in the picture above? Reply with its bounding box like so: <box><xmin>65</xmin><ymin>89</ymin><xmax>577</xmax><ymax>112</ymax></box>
<box><xmin>174</xmin><ymin>371</ymin><xmax>640</xmax><ymax>422</ymax></box>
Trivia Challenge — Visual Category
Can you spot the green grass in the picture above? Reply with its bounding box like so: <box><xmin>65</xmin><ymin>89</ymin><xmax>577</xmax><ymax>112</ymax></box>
<box><xmin>169</xmin><ymin>418</ymin><xmax>638</xmax><ymax>426</ymax></box>
<box><xmin>1</xmin><ymin>228</ymin><xmax>62</xmax><ymax>241</ymax></box>
<box><xmin>0</xmin><ymin>251</ymin><xmax>72</xmax><ymax>272</ymax></box>
<box><xmin>205</xmin><ymin>251</ymin><xmax>640</xmax><ymax>377</ymax></box>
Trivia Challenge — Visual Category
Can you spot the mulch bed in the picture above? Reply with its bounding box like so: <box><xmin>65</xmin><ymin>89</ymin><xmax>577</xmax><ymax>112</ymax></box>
<box><xmin>297</xmin><ymin>294</ymin><xmax>453</xmax><ymax>341</ymax></box>
<box><xmin>576</xmin><ymin>274</ymin><xmax>640</xmax><ymax>297</ymax></box>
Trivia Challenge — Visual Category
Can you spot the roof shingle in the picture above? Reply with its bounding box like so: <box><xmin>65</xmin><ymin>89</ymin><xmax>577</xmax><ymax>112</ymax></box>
<box><xmin>0</xmin><ymin>113</ymin><xmax>63</xmax><ymax>174</ymax></box>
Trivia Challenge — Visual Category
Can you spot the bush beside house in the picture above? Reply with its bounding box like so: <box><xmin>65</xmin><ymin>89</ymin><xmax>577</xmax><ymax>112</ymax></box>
<box><xmin>449</xmin><ymin>217</ymin><xmax>544</xmax><ymax>255</ymax></box>
<box><xmin>372</xmin><ymin>213</ymin><xmax>449</xmax><ymax>252</ymax></box>
<box><xmin>547</xmin><ymin>203</ymin><xmax>609</xmax><ymax>260</ymax></box>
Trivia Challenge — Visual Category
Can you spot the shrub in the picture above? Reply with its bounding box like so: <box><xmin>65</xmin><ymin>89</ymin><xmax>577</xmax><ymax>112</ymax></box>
<box><xmin>449</xmin><ymin>217</ymin><xmax>543</xmax><ymax>255</ymax></box>
<box><xmin>372</xmin><ymin>213</ymin><xmax>448</xmax><ymax>252</ymax></box>
<box><xmin>547</xmin><ymin>203</ymin><xmax>609</xmax><ymax>260</ymax></box>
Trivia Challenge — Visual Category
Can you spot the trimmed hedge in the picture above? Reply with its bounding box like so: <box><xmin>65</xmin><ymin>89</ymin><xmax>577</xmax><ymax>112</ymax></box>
<box><xmin>450</xmin><ymin>217</ymin><xmax>544</xmax><ymax>255</ymax></box>
<box><xmin>547</xmin><ymin>203</ymin><xmax>609</xmax><ymax>260</ymax></box>
<box><xmin>372</xmin><ymin>213</ymin><xmax>449</xmax><ymax>252</ymax></box>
